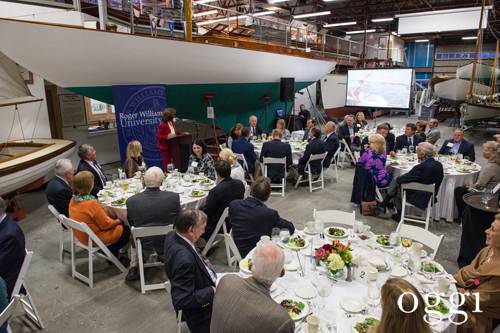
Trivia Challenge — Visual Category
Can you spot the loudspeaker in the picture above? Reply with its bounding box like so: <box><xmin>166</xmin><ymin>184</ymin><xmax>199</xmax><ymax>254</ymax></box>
<box><xmin>280</xmin><ymin>77</ymin><xmax>295</xmax><ymax>102</ymax></box>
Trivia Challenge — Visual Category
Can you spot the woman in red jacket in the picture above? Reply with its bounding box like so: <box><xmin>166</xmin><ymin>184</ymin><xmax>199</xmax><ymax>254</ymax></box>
<box><xmin>156</xmin><ymin>107</ymin><xmax>177</xmax><ymax>171</ymax></box>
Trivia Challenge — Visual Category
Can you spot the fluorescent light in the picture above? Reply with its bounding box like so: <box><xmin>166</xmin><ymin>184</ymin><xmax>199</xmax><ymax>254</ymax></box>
<box><xmin>269</xmin><ymin>0</ymin><xmax>288</xmax><ymax>3</ymax></box>
<box><xmin>193</xmin><ymin>0</ymin><xmax>216</xmax><ymax>4</ymax></box>
<box><xmin>415</xmin><ymin>39</ymin><xmax>429</xmax><ymax>42</ymax></box>
<box><xmin>345</xmin><ymin>29</ymin><xmax>376</xmax><ymax>35</ymax></box>
<box><xmin>293</xmin><ymin>11</ymin><xmax>330</xmax><ymax>19</ymax></box>
<box><xmin>371</xmin><ymin>17</ymin><xmax>393</xmax><ymax>22</ymax></box>
<box><xmin>323</xmin><ymin>0</ymin><xmax>338</xmax><ymax>2</ymax></box>
<box><xmin>324</xmin><ymin>21</ymin><xmax>356</xmax><ymax>27</ymax></box>
<box><xmin>395</xmin><ymin>6</ymin><xmax>492</xmax><ymax>18</ymax></box>
<box><xmin>193</xmin><ymin>10</ymin><xmax>218</xmax><ymax>17</ymax></box>
<box><xmin>391</xmin><ymin>31</ymin><xmax>400</xmax><ymax>36</ymax></box>
<box><xmin>196</xmin><ymin>15</ymin><xmax>247</xmax><ymax>26</ymax></box>
<box><xmin>252</xmin><ymin>10</ymin><xmax>275</xmax><ymax>17</ymax></box>
<box><xmin>462</xmin><ymin>36</ymin><xmax>478</xmax><ymax>40</ymax></box>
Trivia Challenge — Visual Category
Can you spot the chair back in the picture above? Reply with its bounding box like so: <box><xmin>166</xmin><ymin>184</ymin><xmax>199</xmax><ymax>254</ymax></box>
<box><xmin>0</xmin><ymin>295</ymin><xmax>20</xmax><ymax>328</ymax></box>
<box><xmin>308</xmin><ymin>152</ymin><xmax>327</xmax><ymax>163</ymax></box>
<box><xmin>131</xmin><ymin>225</ymin><xmax>173</xmax><ymax>245</ymax></box>
<box><xmin>313</xmin><ymin>209</ymin><xmax>356</xmax><ymax>228</ymax></box>
<box><xmin>262</xmin><ymin>157</ymin><xmax>286</xmax><ymax>178</ymax></box>
<box><xmin>396</xmin><ymin>223</ymin><xmax>444</xmax><ymax>259</ymax></box>
<box><xmin>234</xmin><ymin>153</ymin><xmax>249</xmax><ymax>171</ymax></box>
<box><xmin>401</xmin><ymin>182</ymin><xmax>435</xmax><ymax>194</ymax></box>
<box><xmin>47</xmin><ymin>204</ymin><xmax>61</xmax><ymax>221</ymax></box>
<box><xmin>62</xmin><ymin>216</ymin><xmax>108</xmax><ymax>251</ymax></box>
<box><xmin>11</xmin><ymin>249</ymin><xmax>33</xmax><ymax>298</ymax></box>
<box><xmin>202</xmin><ymin>208</ymin><xmax>229</xmax><ymax>256</ymax></box>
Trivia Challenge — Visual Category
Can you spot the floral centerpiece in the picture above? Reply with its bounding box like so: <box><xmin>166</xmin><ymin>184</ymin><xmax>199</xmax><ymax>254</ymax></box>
<box><xmin>315</xmin><ymin>240</ymin><xmax>353</xmax><ymax>276</ymax></box>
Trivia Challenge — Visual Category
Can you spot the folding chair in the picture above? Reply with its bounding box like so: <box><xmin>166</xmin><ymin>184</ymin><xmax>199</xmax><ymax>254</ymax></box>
<box><xmin>47</xmin><ymin>204</ymin><xmax>70</xmax><ymax>263</ymax></box>
<box><xmin>0</xmin><ymin>295</ymin><xmax>20</xmax><ymax>333</ymax></box>
<box><xmin>396</xmin><ymin>223</ymin><xmax>444</xmax><ymax>260</ymax></box>
<box><xmin>262</xmin><ymin>157</ymin><xmax>286</xmax><ymax>197</ymax></box>
<box><xmin>61</xmin><ymin>216</ymin><xmax>127</xmax><ymax>288</ymax></box>
<box><xmin>202</xmin><ymin>208</ymin><xmax>228</xmax><ymax>256</ymax></box>
<box><xmin>295</xmin><ymin>152</ymin><xmax>327</xmax><ymax>192</ymax></box>
<box><xmin>11</xmin><ymin>250</ymin><xmax>44</xmax><ymax>329</ymax></box>
<box><xmin>234</xmin><ymin>153</ymin><xmax>254</xmax><ymax>184</ymax></box>
<box><xmin>164</xmin><ymin>282</ymin><xmax>184</xmax><ymax>333</ymax></box>
<box><xmin>399</xmin><ymin>182</ymin><xmax>435</xmax><ymax>230</ymax></box>
<box><xmin>131</xmin><ymin>225</ymin><xmax>173</xmax><ymax>294</ymax></box>
<box><xmin>326</xmin><ymin>148</ymin><xmax>340</xmax><ymax>183</ymax></box>
<box><xmin>223</xmin><ymin>227</ymin><xmax>242</xmax><ymax>268</ymax></box>
<box><xmin>339</xmin><ymin>138</ymin><xmax>358</xmax><ymax>168</ymax></box>
<box><xmin>375</xmin><ymin>186</ymin><xmax>388</xmax><ymax>203</ymax></box>
<box><xmin>313</xmin><ymin>209</ymin><xmax>356</xmax><ymax>228</ymax></box>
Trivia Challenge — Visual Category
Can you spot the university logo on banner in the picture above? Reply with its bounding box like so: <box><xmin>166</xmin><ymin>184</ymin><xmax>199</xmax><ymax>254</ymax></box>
<box><xmin>112</xmin><ymin>85</ymin><xmax>165</xmax><ymax>168</ymax></box>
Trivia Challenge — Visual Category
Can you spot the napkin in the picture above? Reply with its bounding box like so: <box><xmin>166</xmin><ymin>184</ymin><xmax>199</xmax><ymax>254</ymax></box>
<box><xmin>366</xmin><ymin>252</ymin><xmax>387</xmax><ymax>270</ymax></box>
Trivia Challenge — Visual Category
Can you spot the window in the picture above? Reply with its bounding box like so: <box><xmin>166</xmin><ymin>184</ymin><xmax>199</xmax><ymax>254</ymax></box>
<box><xmin>85</xmin><ymin>97</ymin><xmax>115</xmax><ymax>125</ymax></box>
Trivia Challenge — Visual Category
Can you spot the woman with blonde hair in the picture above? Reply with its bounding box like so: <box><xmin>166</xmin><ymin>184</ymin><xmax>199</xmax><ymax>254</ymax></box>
<box><xmin>219</xmin><ymin>148</ymin><xmax>246</xmax><ymax>185</ymax></box>
<box><xmin>69</xmin><ymin>171</ymin><xmax>130</xmax><ymax>257</ymax></box>
<box><xmin>372</xmin><ymin>278</ymin><xmax>431</xmax><ymax>333</ymax></box>
<box><xmin>124</xmin><ymin>140</ymin><xmax>146</xmax><ymax>178</ymax></box>
<box><xmin>357</xmin><ymin>133</ymin><xmax>390</xmax><ymax>187</ymax></box>
<box><xmin>416</xmin><ymin>120</ymin><xmax>427</xmax><ymax>142</ymax></box>
<box><xmin>355</xmin><ymin>112</ymin><xmax>368</xmax><ymax>129</ymax></box>
<box><xmin>275</xmin><ymin>119</ymin><xmax>290</xmax><ymax>139</ymax></box>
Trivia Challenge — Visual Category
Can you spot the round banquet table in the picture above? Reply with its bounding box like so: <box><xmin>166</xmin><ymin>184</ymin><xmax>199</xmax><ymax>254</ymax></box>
<box><xmin>387</xmin><ymin>155</ymin><xmax>481</xmax><ymax>222</ymax></box>
<box><xmin>235</xmin><ymin>229</ymin><xmax>458</xmax><ymax>333</ymax></box>
<box><xmin>252</xmin><ymin>139</ymin><xmax>306</xmax><ymax>165</ymax></box>
<box><xmin>97</xmin><ymin>174</ymin><xmax>214</xmax><ymax>224</ymax></box>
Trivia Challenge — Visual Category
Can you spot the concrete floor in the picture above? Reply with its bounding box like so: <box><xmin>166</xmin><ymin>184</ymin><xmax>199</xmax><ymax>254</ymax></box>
<box><xmin>8</xmin><ymin>115</ymin><xmax>498</xmax><ymax>333</ymax></box>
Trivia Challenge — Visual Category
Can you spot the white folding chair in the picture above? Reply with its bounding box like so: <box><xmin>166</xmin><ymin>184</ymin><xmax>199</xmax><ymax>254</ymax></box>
<box><xmin>325</xmin><ymin>148</ymin><xmax>340</xmax><ymax>183</ymax></box>
<box><xmin>263</xmin><ymin>157</ymin><xmax>286</xmax><ymax>197</ymax></box>
<box><xmin>11</xmin><ymin>250</ymin><xmax>44</xmax><ymax>329</ymax></box>
<box><xmin>375</xmin><ymin>186</ymin><xmax>388</xmax><ymax>203</ymax></box>
<box><xmin>47</xmin><ymin>204</ymin><xmax>70</xmax><ymax>263</ymax></box>
<box><xmin>234</xmin><ymin>153</ymin><xmax>254</xmax><ymax>183</ymax></box>
<box><xmin>400</xmin><ymin>182</ymin><xmax>435</xmax><ymax>230</ymax></box>
<box><xmin>396</xmin><ymin>223</ymin><xmax>444</xmax><ymax>260</ymax></box>
<box><xmin>61</xmin><ymin>216</ymin><xmax>127</xmax><ymax>288</ymax></box>
<box><xmin>0</xmin><ymin>295</ymin><xmax>20</xmax><ymax>333</ymax></box>
<box><xmin>295</xmin><ymin>152</ymin><xmax>327</xmax><ymax>192</ymax></box>
<box><xmin>202</xmin><ymin>208</ymin><xmax>228</xmax><ymax>256</ymax></box>
<box><xmin>163</xmin><ymin>282</ymin><xmax>184</xmax><ymax>333</ymax></box>
<box><xmin>131</xmin><ymin>225</ymin><xmax>173</xmax><ymax>294</ymax></box>
<box><xmin>339</xmin><ymin>138</ymin><xmax>358</xmax><ymax>168</ymax></box>
<box><xmin>313</xmin><ymin>209</ymin><xmax>356</xmax><ymax>228</ymax></box>
<box><xmin>223</xmin><ymin>227</ymin><xmax>242</xmax><ymax>268</ymax></box>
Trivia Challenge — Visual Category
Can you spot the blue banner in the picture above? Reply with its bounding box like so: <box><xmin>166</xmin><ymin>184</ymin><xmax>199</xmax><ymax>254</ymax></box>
<box><xmin>112</xmin><ymin>85</ymin><xmax>165</xmax><ymax>169</ymax></box>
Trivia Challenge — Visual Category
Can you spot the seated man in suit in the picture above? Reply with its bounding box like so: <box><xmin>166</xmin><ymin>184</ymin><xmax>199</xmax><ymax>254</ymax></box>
<box><xmin>0</xmin><ymin>198</ymin><xmax>26</xmax><ymax>298</ymax></box>
<box><xmin>229</xmin><ymin>177</ymin><xmax>295</xmax><ymax>258</ymax></box>
<box><xmin>231</xmin><ymin>127</ymin><xmax>258</xmax><ymax>176</ymax></box>
<box><xmin>164</xmin><ymin>209</ymin><xmax>217</xmax><ymax>333</ymax></box>
<box><xmin>125</xmin><ymin>166</ymin><xmax>180</xmax><ymax>280</ymax></box>
<box><xmin>394</xmin><ymin>123</ymin><xmax>422</xmax><ymax>152</ymax></box>
<box><xmin>302</xmin><ymin>118</ymin><xmax>316</xmax><ymax>141</ymax></box>
<box><xmin>322</xmin><ymin>121</ymin><xmax>339</xmax><ymax>167</ymax></box>
<box><xmin>361</xmin><ymin>124</ymin><xmax>394</xmax><ymax>154</ymax></box>
<box><xmin>247</xmin><ymin>115</ymin><xmax>263</xmax><ymax>139</ymax></box>
<box><xmin>337</xmin><ymin>115</ymin><xmax>361</xmax><ymax>151</ymax></box>
<box><xmin>384</xmin><ymin>142</ymin><xmax>444</xmax><ymax>221</ymax></box>
<box><xmin>439</xmin><ymin>128</ymin><xmax>475</xmax><ymax>162</ymax></box>
<box><xmin>76</xmin><ymin>144</ymin><xmax>107</xmax><ymax>196</ymax></box>
<box><xmin>46</xmin><ymin>158</ymin><xmax>74</xmax><ymax>217</ymax></box>
<box><xmin>202</xmin><ymin>160</ymin><xmax>245</xmax><ymax>241</ymax></box>
<box><xmin>211</xmin><ymin>242</ymin><xmax>294</xmax><ymax>333</ymax></box>
<box><xmin>297</xmin><ymin>127</ymin><xmax>326</xmax><ymax>177</ymax></box>
<box><xmin>426</xmin><ymin>118</ymin><xmax>441</xmax><ymax>145</ymax></box>
<box><xmin>259</xmin><ymin>129</ymin><xmax>293</xmax><ymax>183</ymax></box>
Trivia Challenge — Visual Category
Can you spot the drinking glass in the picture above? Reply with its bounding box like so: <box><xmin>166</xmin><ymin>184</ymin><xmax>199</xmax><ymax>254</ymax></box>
<box><xmin>279</xmin><ymin>229</ymin><xmax>290</xmax><ymax>243</ymax></box>
<box><xmin>111</xmin><ymin>173</ymin><xmax>118</xmax><ymax>184</ymax></box>
<box><xmin>389</xmin><ymin>232</ymin><xmax>400</xmax><ymax>247</ymax></box>
<box><xmin>316</xmin><ymin>277</ymin><xmax>332</xmax><ymax>312</ymax></box>
<box><xmin>271</xmin><ymin>227</ymin><xmax>281</xmax><ymax>243</ymax></box>
<box><xmin>457</xmin><ymin>153</ymin><xmax>463</xmax><ymax>161</ymax></box>
<box><xmin>401</xmin><ymin>148</ymin><xmax>407</xmax><ymax>155</ymax></box>
<box><xmin>481</xmin><ymin>189</ymin><xmax>493</xmax><ymax>207</ymax></box>
<box><xmin>408</xmin><ymin>146</ymin><xmax>414</xmax><ymax>154</ymax></box>
<box><xmin>367</xmin><ymin>283</ymin><xmax>381</xmax><ymax>307</ymax></box>
<box><xmin>167</xmin><ymin>163</ymin><xmax>174</xmax><ymax>174</ymax></box>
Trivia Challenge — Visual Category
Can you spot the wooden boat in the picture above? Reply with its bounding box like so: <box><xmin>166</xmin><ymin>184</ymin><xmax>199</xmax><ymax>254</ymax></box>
<box><xmin>0</xmin><ymin>139</ymin><xmax>76</xmax><ymax>196</ymax></box>
<box><xmin>433</xmin><ymin>78</ymin><xmax>488</xmax><ymax>104</ymax></box>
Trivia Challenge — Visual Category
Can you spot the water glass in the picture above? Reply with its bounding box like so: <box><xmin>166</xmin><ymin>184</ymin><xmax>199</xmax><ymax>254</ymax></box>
<box><xmin>401</xmin><ymin>148</ymin><xmax>407</xmax><ymax>155</ymax></box>
<box><xmin>280</xmin><ymin>229</ymin><xmax>290</xmax><ymax>243</ymax></box>
<box><xmin>167</xmin><ymin>163</ymin><xmax>175</xmax><ymax>173</ymax></box>
<box><xmin>271</xmin><ymin>227</ymin><xmax>281</xmax><ymax>243</ymax></box>
<box><xmin>481</xmin><ymin>190</ymin><xmax>493</xmax><ymax>207</ymax></box>
<box><xmin>367</xmin><ymin>283</ymin><xmax>381</xmax><ymax>307</ymax></box>
<box><xmin>316</xmin><ymin>277</ymin><xmax>332</xmax><ymax>311</ymax></box>
<box><xmin>408</xmin><ymin>146</ymin><xmax>414</xmax><ymax>154</ymax></box>
<box><xmin>389</xmin><ymin>232</ymin><xmax>400</xmax><ymax>247</ymax></box>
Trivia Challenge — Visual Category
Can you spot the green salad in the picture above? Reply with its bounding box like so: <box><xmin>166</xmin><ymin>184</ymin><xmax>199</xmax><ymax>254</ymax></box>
<box><xmin>354</xmin><ymin>317</ymin><xmax>380</xmax><ymax>333</ymax></box>
<box><xmin>327</xmin><ymin>227</ymin><xmax>346</xmax><ymax>237</ymax></box>
<box><xmin>287</xmin><ymin>235</ymin><xmax>306</xmax><ymax>248</ymax></box>
<box><xmin>190</xmin><ymin>190</ymin><xmax>205</xmax><ymax>197</ymax></box>
<box><xmin>111</xmin><ymin>197</ymin><xmax>127</xmax><ymax>206</ymax></box>
<box><xmin>420</xmin><ymin>261</ymin><xmax>442</xmax><ymax>274</ymax></box>
<box><xmin>426</xmin><ymin>296</ymin><xmax>449</xmax><ymax>315</ymax></box>
<box><xmin>376</xmin><ymin>234</ymin><xmax>390</xmax><ymax>246</ymax></box>
<box><xmin>280</xmin><ymin>299</ymin><xmax>305</xmax><ymax>319</ymax></box>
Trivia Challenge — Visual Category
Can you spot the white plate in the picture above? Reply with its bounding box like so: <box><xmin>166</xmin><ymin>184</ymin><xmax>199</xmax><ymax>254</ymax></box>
<box><xmin>425</xmin><ymin>297</ymin><xmax>452</xmax><ymax>319</ymax></box>
<box><xmin>189</xmin><ymin>191</ymin><xmax>206</xmax><ymax>198</ymax></box>
<box><xmin>285</xmin><ymin>262</ymin><xmax>299</xmax><ymax>271</ymax></box>
<box><xmin>303</xmin><ymin>228</ymin><xmax>318</xmax><ymax>235</ymax></box>
<box><xmin>302</xmin><ymin>324</ymin><xmax>327</xmax><ymax>333</ymax></box>
<box><xmin>419</xmin><ymin>260</ymin><xmax>444</xmax><ymax>276</ymax></box>
<box><xmin>375</xmin><ymin>235</ymin><xmax>393</xmax><ymax>248</ymax></box>
<box><xmin>351</xmin><ymin>316</ymin><xmax>380</xmax><ymax>333</ymax></box>
<box><xmin>239</xmin><ymin>258</ymin><xmax>252</xmax><ymax>274</ymax></box>
<box><xmin>295</xmin><ymin>286</ymin><xmax>317</xmax><ymax>299</ymax></box>
<box><xmin>390</xmin><ymin>266</ymin><xmax>407</xmax><ymax>278</ymax></box>
<box><xmin>285</xmin><ymin>238</ymin><xmax>309</xmax><ymax>250</ymax></box>
<box><xmin>340</xmin><ymin>298</ymin><xmax>365</xmax><ymax>313</ymax></box>
<box><xmin>278</xmin><ymin>299</ymin><xmax>309</xmax><ymax>321</ymax></box>
<box><xmin>415</xmin><ymin>273</ymin><xmax>435</xmax><ymax>284</ymax></box>
<box><xmin>324</xmin><ymin>226</ymin><xmax>348</xmax><ymax>239</ymax></box>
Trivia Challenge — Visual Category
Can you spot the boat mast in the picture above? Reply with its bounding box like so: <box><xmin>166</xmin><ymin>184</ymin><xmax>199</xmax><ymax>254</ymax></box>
<box><xmin>467</xmin><ymin>0</ymin><xmax>485</xmax><ymax>102</ymax></box>
<box><xmin>489</xmin><ymin>39</ymin><xmax>499</xmax><ymax>103</ymax></box>
<box><xmin>184</xmin><ymin>0</ymin><xmax>192</xmax><ymax>41</ymax></box>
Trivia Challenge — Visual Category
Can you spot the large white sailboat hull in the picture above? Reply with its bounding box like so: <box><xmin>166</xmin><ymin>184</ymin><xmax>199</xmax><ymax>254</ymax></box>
<box><xmin>434</xmin><ymin>78</ymin><xmax>489</xmax><ymax>102</ymax></box>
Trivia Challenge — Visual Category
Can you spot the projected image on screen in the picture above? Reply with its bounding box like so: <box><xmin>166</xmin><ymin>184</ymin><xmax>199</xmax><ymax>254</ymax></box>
<box><xmin>346</xmin><ymin>69</ymin><xmax>413</xmax><ymax>109</ymax></box>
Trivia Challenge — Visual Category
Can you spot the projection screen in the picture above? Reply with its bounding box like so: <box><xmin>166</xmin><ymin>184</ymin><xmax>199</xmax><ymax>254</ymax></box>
<box><xmin>345</xmin><ymin>68</ymin><xmax>413</xmax><ymax>109</ymax></box>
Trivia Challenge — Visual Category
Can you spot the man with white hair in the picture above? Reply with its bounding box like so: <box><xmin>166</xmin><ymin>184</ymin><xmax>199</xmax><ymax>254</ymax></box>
<box><xmin>323</xmin><ymin>121</ymin><xmax>339</xmax><ymax>167</ymax></box>
<box><xmin>210</xmin><ymin>242</ymin><xmax>294</xmax><ymax>333</ymax></box>
<box><xmin>426</xmin><ymin>118</ymin><xmax>441</xmax><ymax>145</ymax></box>
<box><xmin>125</xmin><ymin>166</ymin><xmax>180</xmax><ymax>280</ymax></box>
<box><xmin>46</xmin><ymin>158</ymin><xmax>74</xmax><ymax>216</ymax></box>
<box><xmin>247</xmin><ymin>115</ymin><xmax>263</xmax><ymax>138</ymax></box>
<box><xmin>438</xmin><ymin>128</ymin><xmax>475</xmax><ymax>162</ymax></box>
<box><xmin>383</xmin><ymin>142</ymin><xmax>443</xmax><ymax>221</ymax></box>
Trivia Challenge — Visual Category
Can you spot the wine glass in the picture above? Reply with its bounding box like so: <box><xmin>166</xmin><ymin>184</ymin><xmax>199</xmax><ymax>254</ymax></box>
<box><xmin>481</xmin><ymin>189</ymin><xmax>493</xmax><ymax>207</ymax></box>
<box><xmin>316</xmin><ymin>277</ymin><xmax>332</xmax><ymax>312</ymax></box>
<box><xmin>408</xmin><ymin>145</ymin><xmax>414</xmax><ymax>154</ymax></box>
<box><xmin>271</xmin><ymin>228</ymin><xmax>281</xmax><ymax>243</ymax></box>
<box><xmin>367</xmin><ymin>283</ymin><xmax>381</xmax><ymax>308</ymax></box>
<box><xmin>401</xmin><ymin>148</ymin><xmax>407</xmax><ymax>155</ymax></box>
<box><xmin>167</xmin><ymin>162</ymin><xmax>174</xmax><ymax>174</ymax></box>
<box><xmin>279</xmin><ymin>229</ymin><xmax>290</xmax><ymax>243</ymax></box>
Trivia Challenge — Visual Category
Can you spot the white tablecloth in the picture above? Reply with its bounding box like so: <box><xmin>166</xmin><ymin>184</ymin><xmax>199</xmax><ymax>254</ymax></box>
<box><xmin>239</xmin><ymin>230</ymin><xmax>457</xmax><ymax>333</ymax></box>
<box><xmin>253</xmin><ymin>140</ymin><xmax>306</xmax><ymax>165</ymax></box>
<box><xmin>388</xmin><ymin>156</ymin><xmax>480</xmax><ymax>222</ymax></box>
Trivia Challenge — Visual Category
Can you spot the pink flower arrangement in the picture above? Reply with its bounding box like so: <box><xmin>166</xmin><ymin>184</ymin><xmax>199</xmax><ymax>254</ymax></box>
<box><xmin>315</xmin><ymin>240</ymin><xmax>353</xmax><ymax>267</ymax></box>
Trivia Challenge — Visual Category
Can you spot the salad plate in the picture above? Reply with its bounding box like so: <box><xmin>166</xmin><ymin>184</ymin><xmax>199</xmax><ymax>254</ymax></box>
<box><xmin>285</xmin><ymin>235</ymin><xmax>309</xmax><ymax>250</ymax></box>
<box><xmin>352</xmin><ymin>316</ymin><xmax>380</xmax><ymax>333</ymax></box>
<box><xmin>279</xmin><ymin>299</ymin><xmax>309</xmax><ymax>321</ymax></box>
<box><xmin>324</xmin><ymin>226</ymin><xmax>348</xmax><ymax>239</ymax></box>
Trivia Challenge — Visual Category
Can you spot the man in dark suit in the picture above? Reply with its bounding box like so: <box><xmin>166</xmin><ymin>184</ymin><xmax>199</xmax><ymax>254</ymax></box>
<box><xmin>247</xmin><ymin>115</ymin><xmax>263</xmax><ymax>138</ymax></box>
<box><xmin>361</xmin><ymin>124</ymin><xmax>394</xmax><ymax>154</ymax></box>
<box><xmin>302</xmin><ymin>118</ymin><xmax>316</xmax><ymax>141</ymax></box>
<box><xmin>322</xmin><ymin>121</ymin><xmax>339</xmax><ymax>167</ymax></box>
<box><xmin>384</xmin><ymin>142</ymin><xmax>444</xmax><ymax>221</ymax></box>
<box><xmin>337</xmin><ymin>114</ymin><xmax>361</xmax><ymax>151</ymax></box>
<box><xmin>76</xmin><ymin>144</ymin><xmax>107</xmax><ymax>196</ymax></box>
<box><xmin>0</xmin><ymin>198</ymin><xmax>26</xmax><ymax>298</ymax></box>
<box><xmin>298</xmin><ymin>127</ymin><xmax>326</xmax><ymax>176</ymax></box>
<box><xmin>46</xmin><ymin>158</ymin><xmax>74</xmax><ymax>217</ymax></box>
<box><xmin>298</xmin><ymin>104</ymin><xmax>311</xmax><ymax>130</ymax></box>
<box><xmin>126</xmin><ymin>166</ymin><xmax>180</xmax><ymax>280</ymax></box>
<box><xmin>229</xmin><ymin>177</ymin><xmax>295</xmax><ymax>258</ymax></box>
<box><xmin>164</xmin><ymin>209</ymin><xmax>216</xmax><ymax>333</ymax></box>
<box><xmin>259</xmin><ymin>129</ymin><xmax>293</xmax><ymax>182</ymax></box>
<box><xmin>438</xmin><ymin>129</ymin><xmax>475</xmax><ymax>162</ymax></box>
<box><xmin>202</xmin><ymin>160</ymin><xmax>245</xmax><ymax>240</ymax></box>
<box><xmin>231</xmin><ymin>127</ymin><xmax>258</xmax><ymax>175</ymax></box>
<box><xmin>394</xmin><ymin>123</ymin><xmax>422</xmax><ymax>152</ymax></box>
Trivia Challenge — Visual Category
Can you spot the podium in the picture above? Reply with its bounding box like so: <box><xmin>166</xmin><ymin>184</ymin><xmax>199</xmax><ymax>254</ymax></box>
<box><xmin>171</xmin><ymin>132</ymin><xmax>192</xmax><ymax>173</ymax></box>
